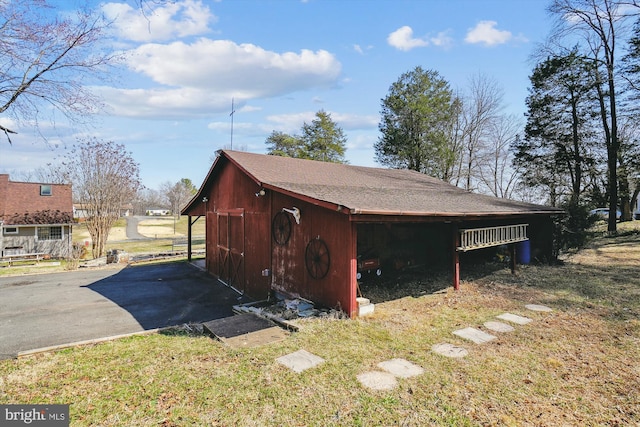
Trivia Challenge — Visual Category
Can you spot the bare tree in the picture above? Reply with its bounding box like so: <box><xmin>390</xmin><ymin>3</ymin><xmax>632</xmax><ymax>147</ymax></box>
<box><xmin>10</xmin><ymin>163</ymin><xmax>67</xmax><ymax>183</ymax></box>
<box><xmin>132</xmin><ymin>188</ymin><xmax>165</xmax><ymax>216</ymax></box>
<box><xmin>160</xmin><ymin>179</ymin><xmax>197</xmax><ymax>234</ymax></box>
<box><xmin>161</xmin><ymin>179</ymin><xmax>196</xmax><ymax>215</ymax></box>
<box><xmin>548</xmin><ymin>0</ymin><xmax>640</xmax><ymax>231</ymax></box>
<box><xmin>62</xmin><ymin>138</ymin><xmax>142</xmax><ymax>258</ymax></box>
<box><xmin>478</xmin><ymin>114</ymin><xmax>522</xmax><ymax>198</ymax></box>
<box><xmin>453</xmin><ymin>74</ymin><xmax>504</xmax><ymax>191</ymax></box>
<box><xmin>0</xmin><ymin>0</ymin><xmax>115</xmax><ymax>143</ymax></box>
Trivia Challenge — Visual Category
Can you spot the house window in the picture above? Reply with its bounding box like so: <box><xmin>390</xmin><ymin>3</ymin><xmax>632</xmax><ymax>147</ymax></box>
<box><xmin>3</xmin><ymin>227</ymin><xmax>18</xmax><ymax>235</ymax></box>
<box><xmin>38</xmin><ymin>226</ymin><xmax>62</xmax><ymax>240</ymax></box>
<box><xmin>40</xmin><ymin>185</ymin><xmax>52</xmax><ymax>196</ymax></box>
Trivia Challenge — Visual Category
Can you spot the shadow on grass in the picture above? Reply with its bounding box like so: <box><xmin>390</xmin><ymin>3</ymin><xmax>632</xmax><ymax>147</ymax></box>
<box><xmin>477</xmin><ymin>260</ymin><xmax>640</xmax><ymax>321</ymax></box>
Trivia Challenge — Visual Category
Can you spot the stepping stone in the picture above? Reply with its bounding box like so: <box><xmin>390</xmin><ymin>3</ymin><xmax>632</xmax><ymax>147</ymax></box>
<box><xmin>276</xmin><ymin>349</ymin><xmax>325</xmax><ymax>373</ymax></box>
<box><xmin>484</xmin><ymin>321</ymin><xmax>515</xmax><ymax>333</ymax></box>
<box><xmin>431</xmin><ymin>343</ymin><xmax>468</xmax><ymax>358</ymax></box>
<box><xmin>357</xmin><ymin>371</ymin><xmax>398</xmax><ymax>390</ymax></box>
<box><xmin>525</xmin><ymin>304</ymin><xmax>553</xmax><ymax>312</ymax></box>
<box><xmin>453</xmin><ymin>327</ymin><xmax>497</xmax><ymax>344</ymax></box>
<box><xmin>497</xmin><ymin>313</ymin><xmax>532</xmax><ymax>325</ymax></box>
<box><xmin>377</xmin><ymin>358</ymin><xmax>424</xmax><ymax>378</ymax></box>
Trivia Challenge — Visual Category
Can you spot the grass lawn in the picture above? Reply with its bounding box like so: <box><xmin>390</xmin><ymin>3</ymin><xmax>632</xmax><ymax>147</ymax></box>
<box><xmin>0</xmin><ymin>227</ymin><xmax>638</xmax><ymax>425</ymax></box>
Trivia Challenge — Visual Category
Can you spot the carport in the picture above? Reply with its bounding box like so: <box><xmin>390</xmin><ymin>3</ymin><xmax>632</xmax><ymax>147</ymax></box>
<box><xmin>355</xmin><ymin>221</ymin><xmax>532</xmax><ymax>291</ymax></box>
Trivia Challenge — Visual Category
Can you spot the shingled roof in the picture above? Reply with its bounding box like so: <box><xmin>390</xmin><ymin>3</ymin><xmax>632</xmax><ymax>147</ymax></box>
<box><xmin>188</xmin><ymin>150</ymin><xmax>561</xmax><ymax>218</ymax></box>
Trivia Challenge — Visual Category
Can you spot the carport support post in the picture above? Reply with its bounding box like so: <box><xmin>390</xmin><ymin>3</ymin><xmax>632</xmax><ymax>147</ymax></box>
<box><xmin>510</xmin><ymin>243</ymin><xmax>516</xmax><ymax>274</ymax></box>
<box><xmin>187</xmin><ymin>215</ymin><xmax>193</xmax><ymax>262</ymax></box>
<box><xmin>452</xmin><ymin>225</ymin><xmax>460</xmax><ymax>291</ymax></box>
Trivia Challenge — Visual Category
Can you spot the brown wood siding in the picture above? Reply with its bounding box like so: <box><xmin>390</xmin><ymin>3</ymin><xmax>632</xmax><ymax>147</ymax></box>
<box><xmin>244</xmin><ymin>209</ymin><xmax>271</xmax><ymax>299</ymax></box>
<box><xmin>271</xmin><ymin>191</ymin><xmax>354</xmax><ymax>314</ymax></box>
<box><xmin>203</xmin><ymin>161</ymin><xmax>271</xmax><ymax>299</ymax></box>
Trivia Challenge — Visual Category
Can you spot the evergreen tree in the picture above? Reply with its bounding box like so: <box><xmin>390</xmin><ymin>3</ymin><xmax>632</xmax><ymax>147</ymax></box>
<box><xmin>375</xmin><ymin>66</ymin><xmax>459</xmax><ymax>180</ymax></box>
<box><xmin>300</xmin><ymin>110</ymin><xmax>348</xmax><ymax>163</ymax></box>
<box><xmin>514</xmin><ymin>51</ymin><xmax>598</xmax><ymax>208</ymax></box>
<box><xmin>266</xmin><ymin>110</ymin><xmax>347</xmax><ymax>163</ymax></box>
<box><xmin>265</xmin><ymin>131</ymin><xmax>304</xmax><ymax>158</ymax></box>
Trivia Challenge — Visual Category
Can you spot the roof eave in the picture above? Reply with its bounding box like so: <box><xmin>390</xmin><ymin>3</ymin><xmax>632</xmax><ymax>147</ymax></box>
<box><xmin>348</xmin><ymin>208</ymin><xmax>564</xmax><ymax>217</ymax></box>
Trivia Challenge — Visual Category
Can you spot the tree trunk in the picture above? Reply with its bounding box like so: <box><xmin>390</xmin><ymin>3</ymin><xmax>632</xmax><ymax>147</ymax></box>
<box><xmin>595</xmin><ymin>64</ymin><xmax>617</xmax><ymax>233</ymax></box>
<box><xmin>618</xmin><ymin>157</ymin><xmax>632</xmax><ymax>221</ymax></box>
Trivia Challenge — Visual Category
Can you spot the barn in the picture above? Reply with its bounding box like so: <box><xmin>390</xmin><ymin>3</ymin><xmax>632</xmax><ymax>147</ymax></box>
<box><xmin>182</xmin><ymin>150</ymin><xmax>562</xmax><ymax>318</ymax></box>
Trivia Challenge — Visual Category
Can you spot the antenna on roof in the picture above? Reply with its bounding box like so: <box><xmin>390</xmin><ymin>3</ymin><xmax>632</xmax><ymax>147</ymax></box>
<box><xmin>229</xmin><ymin>97</ymin><xmax>236</xmax><ymax>150</ymax></box>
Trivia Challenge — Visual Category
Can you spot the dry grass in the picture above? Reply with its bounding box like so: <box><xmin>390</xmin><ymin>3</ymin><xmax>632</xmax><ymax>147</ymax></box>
<box><xmin>0</xmin><ymin>228</ymin><xmax>639</xmax><ymax>425</ymax></box>
<box><xmin>137</xmin><ymin>218</ymin><xmax>181</xmax><ymax>238</ymax></box>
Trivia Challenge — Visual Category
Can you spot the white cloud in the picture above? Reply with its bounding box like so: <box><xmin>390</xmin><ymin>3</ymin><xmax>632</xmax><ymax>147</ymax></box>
<box><xmin>346</xmin><ymin>132</ymin><xmax>378</xmax><ymax>152</ymax></box>
<box><xmin>98</xmin><ymin>39</ymin><xmax>341</xmax><ymax>119</ymax></box>
<box><xmin>94</xmin><ymin>86</ymin><xmax>232</xmax><ymax>119</ymax></box>
<box><xmin>102</xmin><ymin>0</ymin><xmax>216</xmax><ymax>42</ymax></box>
<box><xmin>464</xmin><ymin>21</ymin><xmax>512</xmax><ymax>46</ymax></box>
<box><xmin>127</xmin><ymin>39</ymin><xmax>341</xmax><ymax>97</ymax></box>
<box><xmin>430</xmin><ymin>31</ymin><xmax>454</xmax><ymax>49</ymax></box>
<box><xmin>265</xmin><ymin>111</ymin><xmax>378</xmax><ymax>132</ymax></box>
<box><xmin>329</xmin><ymin>112</ymin><xmax>379</xmax><ymax>130</ymax></box>
<box><xmin>238</xmin><ymin>105</ymin><xmax>262</xmax><ymax>113</ymax></box>
<box><xmin>353</xmin><ymin>44</ymin><xmax>373</xmax><ymax>55</ymax></box>
<box><xmin>0</xmin><ymin>117</ymin><xmax>18</xmax><ymax>132</ymax></box>
<box><xmin>208</xmin><ymin>121</ymin><xmax>255</xmax><ymax>133</ymax></box>
<box><xmin>387</xmin><ymin>26</ymin><xmax>429</xmax><ymax>51</ymax></box>
<box><xmin>264</xmin><ymin>112</ymin><xmax>313</xmax><ymax>133</ymax></box>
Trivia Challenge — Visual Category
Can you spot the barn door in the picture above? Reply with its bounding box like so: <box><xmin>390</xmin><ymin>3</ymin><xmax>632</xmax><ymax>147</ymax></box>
<box><xmin>216</xmin><ymin>209</ymin><xmax>245</xmax><ymax>292</ymax></box>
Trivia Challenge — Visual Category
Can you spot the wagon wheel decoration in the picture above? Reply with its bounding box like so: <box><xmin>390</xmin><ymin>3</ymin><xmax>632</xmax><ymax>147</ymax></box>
<box><xmin>305</xmin><ymin>237</ymin><xmax>330</xmax><ymax>279</ymax></box>
<box><xmin>272</xmin><ymin>211</ymin><xmax>292</xmax><ymax>245</ymax></box>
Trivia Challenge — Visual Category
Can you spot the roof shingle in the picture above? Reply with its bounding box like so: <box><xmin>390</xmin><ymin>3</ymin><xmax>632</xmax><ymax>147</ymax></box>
<box><xmin>221</xmin><ymin>151</ymin><xmax>560</xmax><ymax>217</ymax></box>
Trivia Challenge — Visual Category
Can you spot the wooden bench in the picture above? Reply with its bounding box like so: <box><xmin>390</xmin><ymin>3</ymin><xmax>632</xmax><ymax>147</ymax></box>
<box><xmin>0</xmin><ymin>253</ymin><xmax>47</xmax><ymax>267</ymax></box>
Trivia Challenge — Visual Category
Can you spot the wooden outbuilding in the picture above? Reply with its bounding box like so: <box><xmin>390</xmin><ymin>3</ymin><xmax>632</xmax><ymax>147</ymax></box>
<box><xmin>182</xmin><ymin>150</ymin><xmax>562</xmax><ymax>318</ymax></box>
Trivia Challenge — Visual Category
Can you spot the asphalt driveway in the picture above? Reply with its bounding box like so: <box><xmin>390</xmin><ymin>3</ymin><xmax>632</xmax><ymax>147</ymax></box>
<box><xmin>0</xmin><ymin>261</ymin><xmax>244</xmax><ymax>359</ymax></box>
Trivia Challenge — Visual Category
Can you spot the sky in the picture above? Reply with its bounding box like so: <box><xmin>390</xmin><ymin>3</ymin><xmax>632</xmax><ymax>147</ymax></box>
<box><xmin>0</xmin><ymin>0</ymin><xmax>554</xmax><ymax>191</ymax></box>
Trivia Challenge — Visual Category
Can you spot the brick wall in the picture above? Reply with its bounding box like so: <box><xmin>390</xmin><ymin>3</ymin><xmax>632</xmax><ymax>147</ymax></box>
<box><xmin>0</xmin><ymin>174</ymin><xmax>73</xmax><ymax>224</ymax></box>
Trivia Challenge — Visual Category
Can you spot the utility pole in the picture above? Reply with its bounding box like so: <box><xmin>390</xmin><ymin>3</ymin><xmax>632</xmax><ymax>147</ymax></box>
<box><xmin>230</xmin><ymin>97</ymin><xmax>236</xmax><ymax>150</ymax></box>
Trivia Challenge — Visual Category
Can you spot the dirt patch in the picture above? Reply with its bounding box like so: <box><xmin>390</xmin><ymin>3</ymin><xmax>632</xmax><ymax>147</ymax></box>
<box><xmin>138</xmin><ymin>218</ymin><xmax>183</xmax><ymax>238</ymax></box>
<box><xmin>73</xmin><ymin>227</ymin><xmax>127</xmax><ymax>243</ymax></box>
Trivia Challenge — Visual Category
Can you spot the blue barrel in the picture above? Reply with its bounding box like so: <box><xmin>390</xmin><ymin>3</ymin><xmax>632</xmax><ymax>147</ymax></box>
<box><xmin>517</xmin><ymin>240</ymin><xmax>531</xmax><ymax>264</ymax></box>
